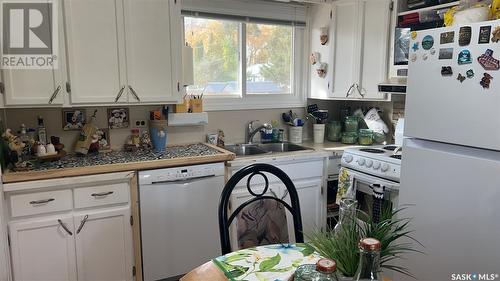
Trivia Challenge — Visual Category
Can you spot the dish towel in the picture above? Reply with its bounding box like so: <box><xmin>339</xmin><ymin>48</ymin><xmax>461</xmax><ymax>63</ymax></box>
<box><xmin>338</xmin><ymin>167</ymin><xmax>355</xmax><ymax>203</ymax></box>
<box><xmin>213</xmin><ymin>243</ymin><xmax>321</xmax><ymax>281</ymax></box>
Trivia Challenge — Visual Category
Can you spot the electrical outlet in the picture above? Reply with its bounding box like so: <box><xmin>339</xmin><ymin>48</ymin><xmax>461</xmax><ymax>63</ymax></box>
<box><xmin>133</xmin><ymin>119</ymin><xmax>147</xmax><ymax>128</ymax></box>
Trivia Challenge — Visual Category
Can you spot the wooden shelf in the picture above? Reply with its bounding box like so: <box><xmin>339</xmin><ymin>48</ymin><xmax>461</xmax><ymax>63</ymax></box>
<box><xmin>398</xmin><ymin>1</ymin><xmax>460</xmax><ymax>16</ymax></box>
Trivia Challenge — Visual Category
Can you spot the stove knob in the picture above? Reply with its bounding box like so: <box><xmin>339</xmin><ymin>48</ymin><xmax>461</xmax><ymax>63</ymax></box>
<box><xmin>344</xmin><ymin>155</ymin><xmax>353</xmax><ymax>163</ymax></box>
<box><xmin>381</xmin><ymin>163</ymin><xmax>390</xmax><ymax>172</ymax></box>
<box><xmin>357</xmin><ymin>158</ymin><xmax>365</xmax><ymax>166</ymax></box>
<box><xmin>373</xmin><ymin>161</ymin><xmax>381</xmax><ymax>169</ymax></box>
<box><xmin>365</xmin><ymin>160</ymin><xmax>373</xmax><ymax>168</ymax></box>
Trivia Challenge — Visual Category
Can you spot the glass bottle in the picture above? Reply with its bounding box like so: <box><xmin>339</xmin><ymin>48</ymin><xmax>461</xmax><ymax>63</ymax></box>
<box><xmin>294</xmin><ymin>258</ymin><xmax>339</xmax><ymax>281</ymax></box>
<box><xmin>333</xmin><ymin>198</ymin><xmax>358</xmax><ymax>234</ymax></box>
<box><xmin>354</xmin><ymin>238</ymin><xmax>382</xmax><ymax>281</ymax></box>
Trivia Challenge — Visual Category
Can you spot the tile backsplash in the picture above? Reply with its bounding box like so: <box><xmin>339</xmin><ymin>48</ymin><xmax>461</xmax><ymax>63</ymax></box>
<box><xmin>4</xmin><ymin>106</ymin><xmax>308</xmax><ymax>151</ymax></box>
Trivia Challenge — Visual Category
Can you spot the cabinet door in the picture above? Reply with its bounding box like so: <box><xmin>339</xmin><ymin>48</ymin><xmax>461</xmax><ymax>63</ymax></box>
<box><xmin>64</xmin><ymin>0</ymin><xmax>128</xmax><ymax>104</ymax></box>
<box><xmin>123</xmin><ymin>0</ymin><xmax>181</xmax><ymax>103</ymax></box>
<box><xmin>74</xmin><ymin>207</ymin><xmax>133</xmax><ymax>281</ymax></box>
<box><xmin>282</xmin><ymin>179</ymin><xmax>324</xmax><ymax>240</ymax></box>
<box><xmin>9</xmin><ymin>215</ymin><xmax>77</xmax><ymax>281</ymax></box>
<box><xmin>330</xmin><ymin>0</ymin><xmax>360</xmax><ymax>98</ymax></box>
<box><xmin>358</xmin><ymin>0</ymin><xmax>391</xmax><ymax>99</ymax></box>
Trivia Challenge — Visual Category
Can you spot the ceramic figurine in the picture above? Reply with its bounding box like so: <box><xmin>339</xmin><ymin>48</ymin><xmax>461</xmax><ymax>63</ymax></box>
<box><xmin>140</xmin><ymin>131</ymin><xmax>152</xmax><ymax>149</ymax></box>
<box><xmin>2</xmin><ymin>129</ymin><xmax>26</xmax><ymax>165</ymax></box>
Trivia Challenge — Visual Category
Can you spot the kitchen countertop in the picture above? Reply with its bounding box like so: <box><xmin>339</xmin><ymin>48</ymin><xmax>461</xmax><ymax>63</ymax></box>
<box><xmin>300</xmin><ymin>140</ymin><xmax>362</xmax><ymax>155</ymax></box>
<box><xmin>2</xmin><ymin>143</ymin><xmax>235</xmax><ymax>183</ymax></box>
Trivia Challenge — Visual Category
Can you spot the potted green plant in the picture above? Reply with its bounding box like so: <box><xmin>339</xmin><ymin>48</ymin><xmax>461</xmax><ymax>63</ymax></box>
<box><xmin>307</xmin><ymin>205</ymin><xmax>424</xmax><ymax>280</ymax></box>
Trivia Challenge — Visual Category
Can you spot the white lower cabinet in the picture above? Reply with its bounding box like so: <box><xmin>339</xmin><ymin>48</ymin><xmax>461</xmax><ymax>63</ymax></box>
<box><xmin>74</xmin><ymin>207</ymin><xmax>133</xmax><ymax>281</ymax></box>
<box><xmin>9</xmin><ymin>215</ymin><xmax>78</xmax><ymax>281</ymax></box>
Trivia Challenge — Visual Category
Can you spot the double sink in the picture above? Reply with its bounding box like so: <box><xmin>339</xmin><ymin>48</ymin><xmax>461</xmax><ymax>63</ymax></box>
<box><xmin>224</xmin><ymin>142</ymin><xmax>312</xmax><ymax>157</ymax></box>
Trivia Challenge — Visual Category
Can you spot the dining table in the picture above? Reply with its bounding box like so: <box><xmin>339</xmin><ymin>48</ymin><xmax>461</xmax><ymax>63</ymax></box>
<box><xmin>181</xmin><ymin>243</ymin><xmax>322</xmax><ymax>281</ymax></box>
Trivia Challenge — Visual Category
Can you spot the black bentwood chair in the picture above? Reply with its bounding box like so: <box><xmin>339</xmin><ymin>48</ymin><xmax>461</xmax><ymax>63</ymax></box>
<box><xmin>218</xmin><ymin>163</ymin><xmax>304</xmax><ymax>255</ymax></box>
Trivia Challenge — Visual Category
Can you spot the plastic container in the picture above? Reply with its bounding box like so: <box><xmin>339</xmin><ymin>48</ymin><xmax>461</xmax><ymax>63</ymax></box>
<box><xmin>344</xmin><ymin>116</ymin><xmax>359</xmax><ymax>133</ymax></box>
<box><xmin>341</xmin><ymin>132</ymin><xmax>358</xmax><ymax>144</ymax></box>
<box><xmin>289</xmin><ymin>126</ymin><xmax>303</xmax><ymax>144</ymax></box>
<box><xmin>358</xmin><ymin>129</ymin><xmax>374</xmax><ymax>146</ymax></box>
<box><xmin>150</xmin><ymin>120</ymin><xmax>168</xmax><ymax>152</ymax></box>
<box><xmin>313</xmin><ymin>124</ymin><xmax>325</xmax><ymax>144</ymax></box>
<box><xmin>326</xmin><ymin>121</ymin><xmax>342</xmax><ymax>142</ymax></box>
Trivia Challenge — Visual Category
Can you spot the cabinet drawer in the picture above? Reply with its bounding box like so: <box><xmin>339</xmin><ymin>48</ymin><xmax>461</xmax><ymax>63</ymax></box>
<box><xmin>10</xmin><ymin>190</ymin><xmax>73</xmax><ymax>217</ymax></box>
<box><xmin>74</xmin><ymin>183</ymin><xmax>129</xmax><ymax>209</ymax></box>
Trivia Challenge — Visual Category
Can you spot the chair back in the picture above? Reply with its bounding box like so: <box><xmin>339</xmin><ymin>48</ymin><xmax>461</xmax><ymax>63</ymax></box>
<box><xmin>218</xmin><ymin>163</ymin><xmax>303</xmax><ymax>254</ymax></box>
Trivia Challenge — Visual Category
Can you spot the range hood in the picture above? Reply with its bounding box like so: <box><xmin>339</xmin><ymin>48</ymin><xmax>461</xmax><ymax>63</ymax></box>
<box><xmin>378</xmin><ymin>78</ymin><xmax>407</xmax><ymax>95</ymax></box>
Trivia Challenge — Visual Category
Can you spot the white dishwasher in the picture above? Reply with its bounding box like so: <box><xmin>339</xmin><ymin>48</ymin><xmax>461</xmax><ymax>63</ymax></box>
<box><xmin>138</xmin><ymin>163</ymin><xmax>225</xmax><ymax>281</ymax></box>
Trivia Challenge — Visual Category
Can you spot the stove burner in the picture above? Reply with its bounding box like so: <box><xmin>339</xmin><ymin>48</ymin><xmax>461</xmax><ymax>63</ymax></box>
<box><xmin>390</xmin><ymin>155</ymin><xmax>402</xmax><ymax>160</ymax></box>
<box><xmin>384</xmin><ymin>145</ymin><xmax>399</xmax><ymax>151</ymax></box>
<box><xmin>359</xmin><ymin>148</ymin><xmax>385</xmax><ymax>154</ymax></box>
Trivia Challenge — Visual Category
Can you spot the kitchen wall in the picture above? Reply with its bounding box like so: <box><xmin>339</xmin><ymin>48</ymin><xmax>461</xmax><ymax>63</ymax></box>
<box><xmin>3</xmin><ymin>107</ymin><xmax>308</xmax><ymax>151</ymax></box>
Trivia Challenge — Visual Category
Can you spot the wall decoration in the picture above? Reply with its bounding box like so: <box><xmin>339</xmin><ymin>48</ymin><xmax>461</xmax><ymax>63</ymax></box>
<box><xmin>459</xmin><ymin>26</ymin><xmax>472</xmax><ymax>46</ymax></box>
<box><xmin>412</xmin><ymin>42</ymin><xmax>419</xmax><ymax>51</ymax></box>
<box><xmin>440</xmin><ymin>31</ymin><xmax>455</xmax><ymax>44</ymax></box>
<box><xmin>320</xmin><ymin>27</ymin><xmax>328</xmax><ymax>45</ymax></box>
<box><xmin>457</xmin><ymin>73</ymin><xmax>466</xmax><ymax>83</ymax></box>
<box><xmin>422</xmin><ymin>35</ymin><xmax>434</xmax><ymax>50</ymax></box>
<box><xmin>422</xmin><ymin>53</ymin><xmax>429</xmax><ymax>61</ymax></box>
<box><xmin>466</xmin><ymin>69</ymin><xmax>475</xmax><ymax>78</ymax></box>
<box><xmin>458</xmin><ymin>50</ymin><xmax>472</xmax><ymax>65</ymax></box>
<box><xmin>316</xmin><ymin>63</ymin><xmax>327</xmax><ymax>78</ymax></box>
<box><xmin>439</xmin><ymin>48</ymin><xmax>453</xmax><ymax>60</ymax></box>
<box><xmin>410</xmin><ymin>53</ymin><xmax>417</xmax><ymax>62</ymax></box>
<box><xmin>478</xmin><ymin>26</ymin><xmax>492</xmax><ymax>44</ymax></box>
<box><xmin>96</xmin><ymin>128</ymin><xmax>111</xmax><ymax>150</ymax></box>
<box><xmin>478</xmin><ymin>49</ymin><xmax>500</xmax><ymax>70</ymax></box>
<box><xmin>108</xmin><ymin>108</ymin><xmax>130</xmax><ymax>129</ymax></box>
<box><xmin>430</xmin><ymin>48</ymin><xmax>436</xmax><ymax>56</ymax></box>
<box><xmin>309</xmin><ymin>52</ymin><xmax>320</xmax><ymax>65</ymax></box>
<box><xmin>441</xmin><ymin>66</ymin><xmax>453</xmax><ymax>76</ymax></box>
<box><xmin>480</xmin><ymin>73</ymin><xmax>493</xmax><ymax>88</ymax></box>
<box><xmin>491</xmin><ymin>26</ymin><xmax>500</xmax><ymax>42</ymax></box>
<box><xmin>62</xmin><ymin>109</ymin><xmax>86</xmax><ymax>131</ymax></box>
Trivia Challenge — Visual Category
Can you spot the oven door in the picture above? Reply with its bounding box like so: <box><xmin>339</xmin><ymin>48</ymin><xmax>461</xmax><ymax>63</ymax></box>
<box><xmin>346</xmin><ymin>168</ymin><xmax>399</xmax><ymax>223</ymax></box>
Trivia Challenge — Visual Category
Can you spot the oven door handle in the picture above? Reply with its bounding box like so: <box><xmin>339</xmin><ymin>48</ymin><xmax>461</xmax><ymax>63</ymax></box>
<box><xmin>348</xmin><ymin>170</ymin><xmax>399</xmax><ymax>192</ymax></box>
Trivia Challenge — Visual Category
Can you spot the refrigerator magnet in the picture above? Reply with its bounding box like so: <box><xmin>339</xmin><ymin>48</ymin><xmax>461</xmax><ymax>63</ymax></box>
<box><xmin>458</xmin><ymin>50</ymin><xmax>472</xmax><ymax>65</ymax></box>
<box><xmin>411</xmin><ymin>31</ymin><xmax>417</xmax><ymax>40</ymax></box>
<box><xmin>439</xmin><ymin>48</ymin><xmax>453</xmax><ymax>60</ymax></box>
<box><xmin>466</xmin><ymin>69</ymin><xmax>475</xmax><ymax>79</ymax></box>
<box><xmin>422</xmin><ymin>53</ymin><xmax>429</xmax><ymax>61</ymax></box>
<box><xmin>410</xmin><ymin>53</ymin><xmax>417</xmax><ymax>62</ymax></box>
<box><xmin>316</xmin><ymin>63</ymin><xmax>327</xmax><ymax>78</ymax></box>
<box><xmin>457</xmin><ymin>73</ymin><xmax>466</xmax><ymax>83</ymax></box>
<box><xmin>309</xmin><ymin>52</ymin><xmax>320</xmax><ymax>65</ymax></box>
<box><xmin>430</xmin><ymin>48</ymin><xmax>436</xmax><ymax>56</ymax></box>
<box><xmin>441</xmin><ymin>66</ymin><xmax>453</xmax><ymax>76</ymax></box>
<box><xmin>320</xmin><ymin>27</ymin><xmax>329</xmax><ymax>45</ymax></box>
<box><xmin>459</xmin><ymin>26</ymin><xmax>472</xmax><ymax>46</ymax></box>
<box><xmin>480</xmin><ymin>73</ymin><xmax>493</xmax><ymax>89</ymax></box>
<box><xmin>478</xmin><ymin>49</ymin><xmax>500</xmax><ymax>70</ymax></box>
<box><xmin>412</xmin><ymin>42</ymin><xmax>419</xmax><ymax>52</ymax></box>
<box><xmin>440</xmin><ymin>31</ymin><xmax>454</xmax><ymax>44</ymax></box>
<box><xmin>478</xmin><ymin>26</ymin><xmax>492</xmax><ymax>44</ymax></box>
<box><xmin>492</xmin><ymin>26</ymin><xmax>500</xmax><ymax>43</ymax></box>
<box><xmin>422</xmin><ymin>35</ymin><xmax>434</xmax><ymax>50</ymax></box>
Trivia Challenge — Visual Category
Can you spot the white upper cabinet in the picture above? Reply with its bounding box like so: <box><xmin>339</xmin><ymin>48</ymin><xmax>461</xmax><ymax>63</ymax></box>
<box><xmin>64</xmin><ymin>0</ymin><xmax>127</xmax><ymax>104</ymax></box>
<box><xmin>124</xmin><ymin>0</ymin><xmax>182</xmax><ymax>103</ymax></box>
<box><xmin>309</xmin><ymin>0</ymin><xmax>392</xmax><ymax>100</ymax></box>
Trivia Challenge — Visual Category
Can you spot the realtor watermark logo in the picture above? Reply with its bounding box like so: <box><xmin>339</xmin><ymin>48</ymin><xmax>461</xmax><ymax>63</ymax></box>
<box><xmin>451</xmin><ymin>273</ymin><xmax>499</xmax><ymax>280</ymax></box>
<box><xmin>1</xmin><ymin>0</ymin><xmax>58</xmax><ymax>69</ymax></box>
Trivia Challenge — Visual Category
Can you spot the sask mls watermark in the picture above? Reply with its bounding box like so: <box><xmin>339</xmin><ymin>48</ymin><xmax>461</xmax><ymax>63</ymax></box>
<box><xmin>1</xmin><ymin>0</ymin><xmax>58</xmax><ymax>69</ymax></box>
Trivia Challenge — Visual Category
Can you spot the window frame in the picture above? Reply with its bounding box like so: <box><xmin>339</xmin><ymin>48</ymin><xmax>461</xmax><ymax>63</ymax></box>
<box><xmin>182</xmin><ymin>16</ymin><xmax>307</xmax><ymax>111</ymax></box>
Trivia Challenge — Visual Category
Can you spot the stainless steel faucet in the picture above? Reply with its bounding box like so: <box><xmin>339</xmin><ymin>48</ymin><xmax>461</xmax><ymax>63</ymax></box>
<box><xmin>246</xmin><ymin>120</ymin><xmax>272</xmax><ymax>144</ymax></box>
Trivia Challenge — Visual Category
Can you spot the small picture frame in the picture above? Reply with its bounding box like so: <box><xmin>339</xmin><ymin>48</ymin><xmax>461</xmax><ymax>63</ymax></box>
<box><xmin>62</xmin><ymin>109</ymin><xmax>86</xmax><ymax>131</ymax></box>
<box><xmin>96</xmin><ymin>128</ymin><xmax>111</xmax><ymax>150</ymax></box>
<box><xmin>108</xmin><ymin>108</ymin><xmax>130</xmax><ymax>129</ymax></box>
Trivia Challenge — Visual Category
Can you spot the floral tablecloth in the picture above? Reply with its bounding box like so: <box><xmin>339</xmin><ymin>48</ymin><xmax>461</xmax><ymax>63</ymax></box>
<box><xmin>212</xmin><ymin>243</ymin><xmax>322</xmax><ymax>281</ymax></box>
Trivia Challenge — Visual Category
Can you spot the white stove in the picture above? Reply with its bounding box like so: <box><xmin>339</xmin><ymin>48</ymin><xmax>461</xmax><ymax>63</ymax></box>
<box><xmin>341</xmin><ymin>145</ymin><xmax>402</xmax><ymax>183</ymax></box>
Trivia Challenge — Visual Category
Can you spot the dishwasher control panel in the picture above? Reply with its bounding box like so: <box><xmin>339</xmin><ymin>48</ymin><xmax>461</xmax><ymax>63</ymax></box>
<box><xmin>138</xmin><ymin>163</ymin><xmax>225</xmax><ymax>185</ymax></box>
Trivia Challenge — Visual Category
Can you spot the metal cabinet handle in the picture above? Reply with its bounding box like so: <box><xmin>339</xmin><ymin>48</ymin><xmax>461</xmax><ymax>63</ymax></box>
<box><xmin>76</xmin><ymin>215</ymin><xmax>89</xmax><ymax>234</ymax></box>
<box><xmin>48</xmin><ymin>85</ymin><xmax>61</xmax><ymax>104</ymax></box>
<box><xmin>345</xmin><ymin>84</ymin><xmax>355</xmax><ymax>97</ymax></box>
<box><xmin>29</xmin><ymin>198</ymin><xmax>55</xmax><ymax>205</ymax></box>
<box><xmin>57</xmin><ymin>219</ymin><xmax>73</xmax><ymax>236</ymax></box>
<box><xmin>128</xmin><ymin>85</ymin><xmax>140</xmax><ymax>102</ymax></box>
<box><xmin>355</xmin><ymin>84</ymin><xmax>366</xmax><ymax>98</ymax></box>
<box><xmin>91</xmin><ymin>191</ymin><xmax>114</xmax><ymax>197</ymax></box>
<box><xmin>114</xmin><ymin>86</ymin><xmax>126</xmax><ymax>102</ymax></box>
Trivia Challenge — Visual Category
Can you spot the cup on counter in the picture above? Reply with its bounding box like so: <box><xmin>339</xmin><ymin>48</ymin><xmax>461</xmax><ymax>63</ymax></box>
<box><xmin>46</xmin><ymin>143</ymin><xmax>56</xmax><ymax>155</ymax></box>
<box><xmin>150</xmin><ymin>120</ymin><xmax>168</xmax><ymax>152</ymax></box>
<box><xmin>36</xmin><ymin>144</ymin><xmax>47</xmax><ymax>156</ymax></box>
<box><xmin>313</xmin><ymin>124</ymin><xmax>325</xmax><ymax>144</ymax></box>
<box><xmin>289</xmin><ymin>126</ymin><xmax>303</xmax><ymax>144</ymax></box>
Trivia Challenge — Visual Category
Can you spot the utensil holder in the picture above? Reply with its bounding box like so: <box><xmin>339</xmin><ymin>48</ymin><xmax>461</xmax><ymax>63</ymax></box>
<box><xmin>289</xmin><ymin>126</ymin><xmax>303</xmax><ymax>144</ymax></box>
<box><xmin>190</xmin><ymin>98</ymin><xmax>203</xmax><ymax>113</ymax></box>
<box><xmin>150</xmin><ymin>120</ymin><xmax>168</xmax><ymax>152</ymax></box>
<box><xmin>313</xmin><ymin>124</ymin><xmax>325</xmax><ymax>144</ymax></box>
<box><xmin>174</xmin><ymin>99</ymin><xmax>189</xmax><ymax>113</ymax></box>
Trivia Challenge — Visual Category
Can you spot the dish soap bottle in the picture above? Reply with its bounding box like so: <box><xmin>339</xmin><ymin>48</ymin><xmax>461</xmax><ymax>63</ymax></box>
<box><xmin>37</xmin><ymin>116</ymin><xmax>47</xmax><ymax>145</ymax></box>
<box><xmin>354</xmin><ymin>238</ymin><xmax>382</xmax><ymax>281</ymax></box>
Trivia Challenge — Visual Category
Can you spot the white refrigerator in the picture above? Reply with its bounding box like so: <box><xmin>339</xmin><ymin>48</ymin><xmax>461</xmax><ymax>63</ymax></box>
<box><xmin>397</xmin><ymin>19</ymin><xmax>500</xmax><ymax>280</ymax></box>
